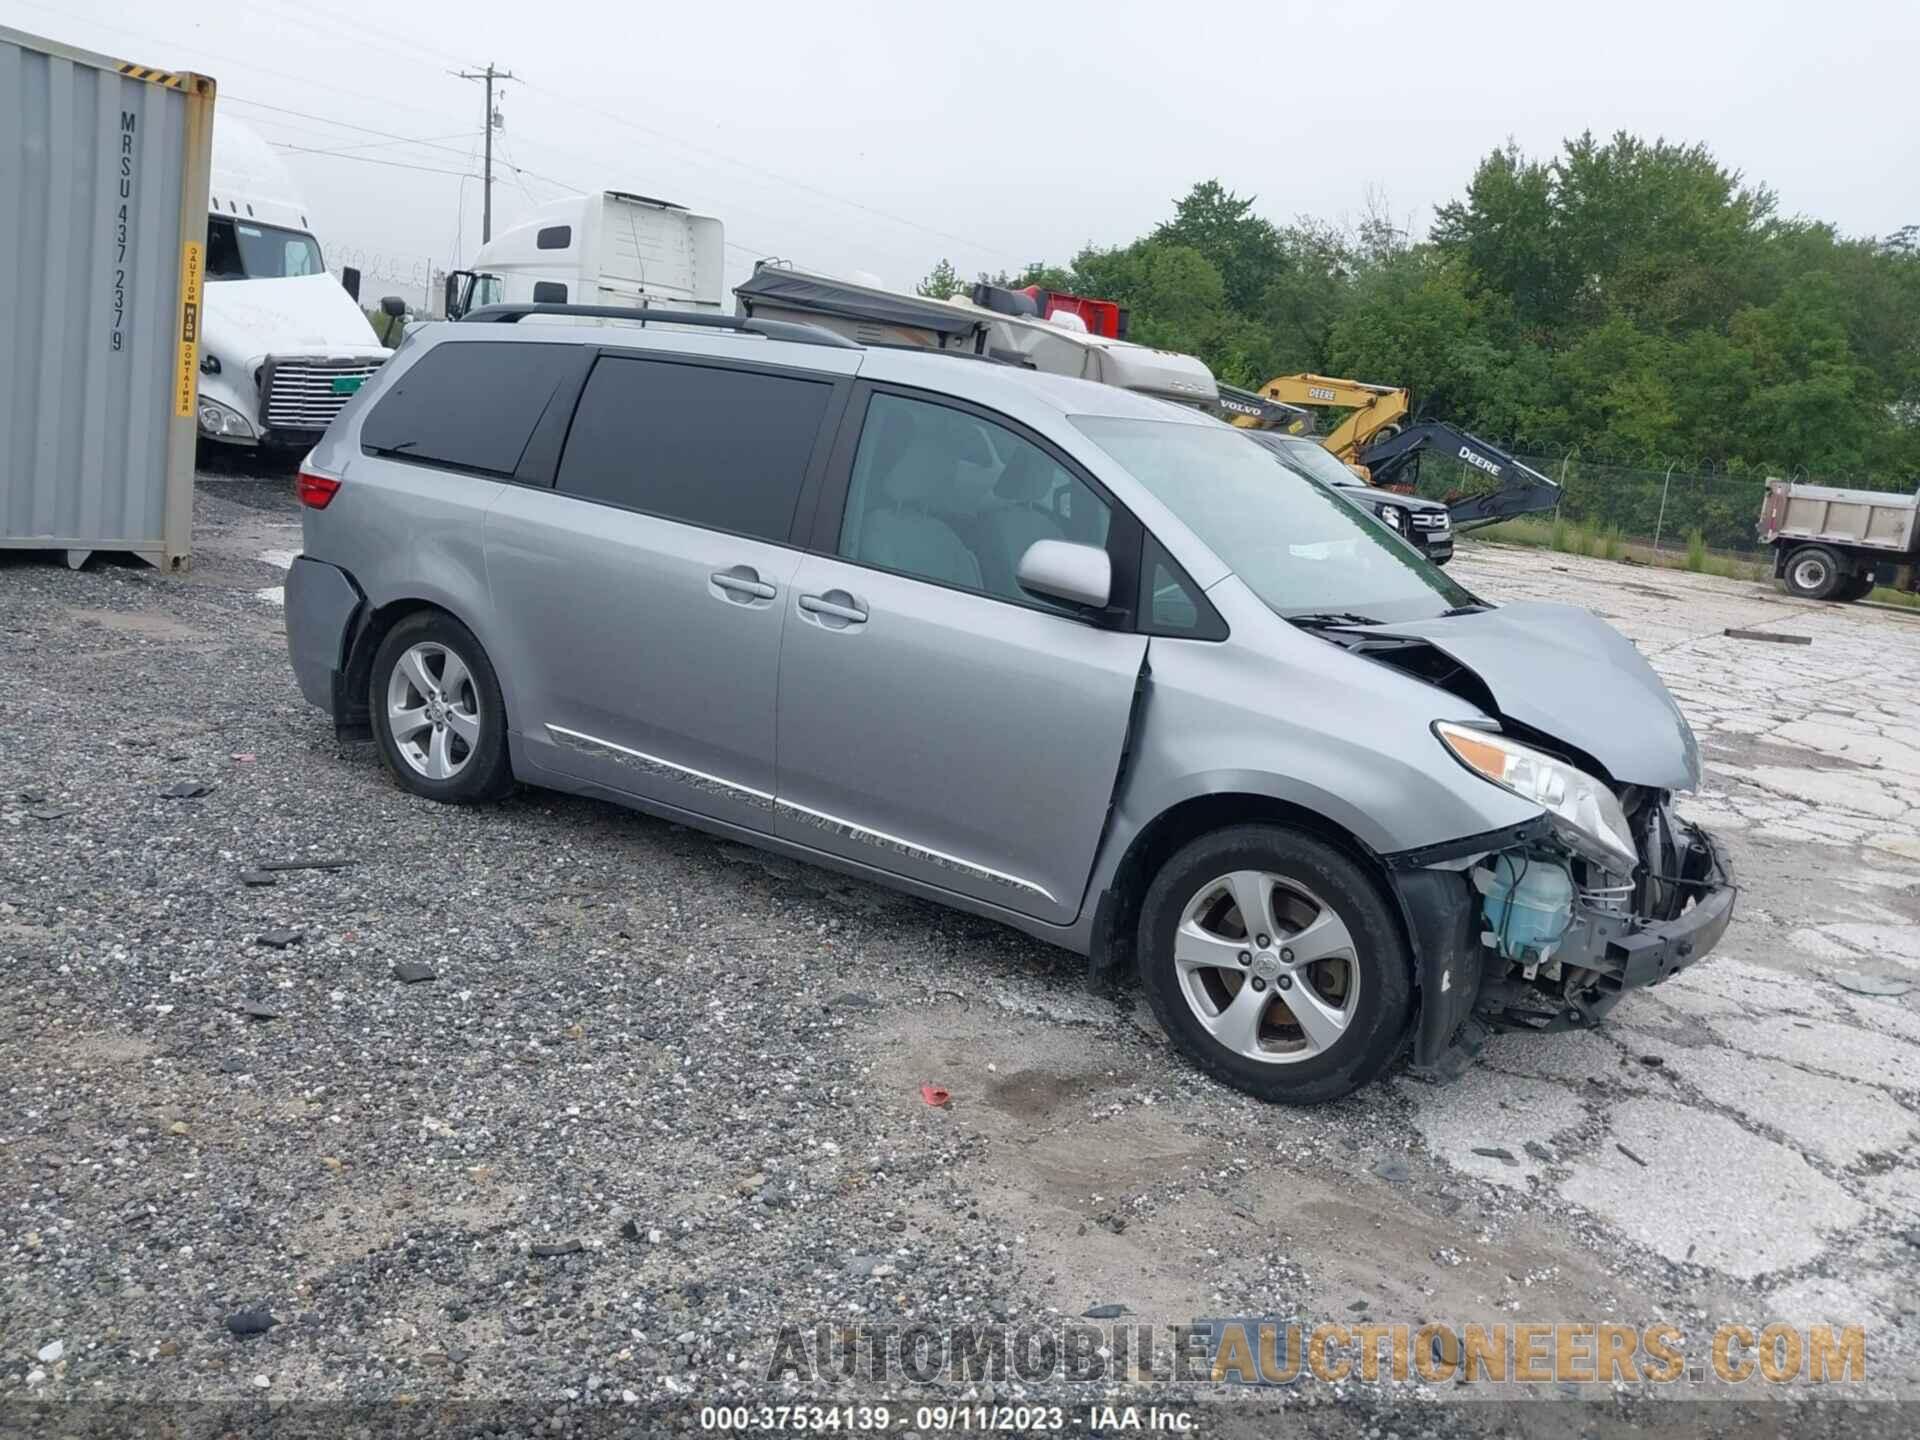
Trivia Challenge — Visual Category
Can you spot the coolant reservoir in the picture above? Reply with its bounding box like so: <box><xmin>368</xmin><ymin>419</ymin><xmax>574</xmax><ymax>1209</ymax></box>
<box><xmin>1474</xmin><ymin>854</ymin><xmax>1574</xmax><ymax>964</ymax></box>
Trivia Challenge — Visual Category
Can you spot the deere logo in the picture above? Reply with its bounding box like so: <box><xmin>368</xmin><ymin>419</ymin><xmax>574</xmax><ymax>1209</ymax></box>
<box><xmin>1458</xmin><ymin>446</ymin><xmax>1502</xmax><ymax>477</ymax></box>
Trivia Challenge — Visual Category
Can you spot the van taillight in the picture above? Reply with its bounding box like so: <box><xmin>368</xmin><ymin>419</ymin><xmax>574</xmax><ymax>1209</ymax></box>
<box><xmin>297</xmin><ymin>470</ymin><xmax>342</xmax><ymax>509</ymax></box>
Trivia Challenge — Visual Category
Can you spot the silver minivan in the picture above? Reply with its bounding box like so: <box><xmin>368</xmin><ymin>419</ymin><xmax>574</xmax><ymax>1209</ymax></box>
<box><xmin>285</xmin><ymin>305</ymin><xmax>1733</xmax><ymax>1105</ymax></box>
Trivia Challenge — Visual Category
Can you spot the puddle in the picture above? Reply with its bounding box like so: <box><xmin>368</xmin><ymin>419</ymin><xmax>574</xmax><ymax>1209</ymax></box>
<box><xmin>983</xmin><ymin>1068</ymin><xmax>1126</xmax><ymax>1122</ymax></box>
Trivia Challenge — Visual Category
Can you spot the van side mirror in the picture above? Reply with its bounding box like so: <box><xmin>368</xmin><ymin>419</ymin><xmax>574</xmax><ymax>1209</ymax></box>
<box><xmin>1017</xmin><ymin>540</ymin><xmax>1110</xmax><ymax>612</ymax></box>
<box><xmin>380</xmin><ymin>295</ymin><xmax>407</xmax><ymax>319</ymax></box>
<box><xmin>340</xmin><ymin>265</ymin><xmax>361</xmax><ymax>301</ymax></box>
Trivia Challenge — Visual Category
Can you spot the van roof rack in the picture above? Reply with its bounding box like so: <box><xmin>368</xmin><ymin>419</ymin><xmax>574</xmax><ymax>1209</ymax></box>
<box><xmin>459</xmin><ymin>303</ymin><xmax>861</xmax><ymax>349</ymax></box>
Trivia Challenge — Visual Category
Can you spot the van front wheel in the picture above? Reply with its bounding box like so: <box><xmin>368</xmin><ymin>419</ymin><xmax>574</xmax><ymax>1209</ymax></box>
<box><xmin>1137</xmin><ymin>825</ymin><xmax>1412</xmax><ymax>1104</ymax></box>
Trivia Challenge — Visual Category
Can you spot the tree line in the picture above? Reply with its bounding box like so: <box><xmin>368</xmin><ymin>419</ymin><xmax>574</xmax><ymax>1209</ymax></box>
<box><xmin>919</xmin><ymin>132</ymin><xmax>1920</xmax><ymax>487</ymax></box>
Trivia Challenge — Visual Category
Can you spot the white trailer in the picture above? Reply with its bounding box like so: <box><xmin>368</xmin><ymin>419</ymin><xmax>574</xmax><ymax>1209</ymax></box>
<box><xmin>1759</xmin><ymin>478</ymin><xmax>1920</xmax><ymax>601</ymax></box>
<box><xmin>731</xmin><ymin>264</ymin><xmax>1220</xmax><ymax>410</ymax></box>
<box><xmin>444</xmin><ymin>191</ymin><xmax>724</xmax><ymax>318</ymax></box>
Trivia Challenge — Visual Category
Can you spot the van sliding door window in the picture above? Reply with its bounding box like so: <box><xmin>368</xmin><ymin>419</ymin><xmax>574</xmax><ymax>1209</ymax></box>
<box><xmin>554</xmin><ymin>357</ymin><xmax>831</xmax><ymax>544</ymax></box>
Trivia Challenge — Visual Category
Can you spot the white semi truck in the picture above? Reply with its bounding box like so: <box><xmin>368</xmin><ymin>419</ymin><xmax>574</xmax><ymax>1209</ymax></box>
<box><xmin>193</xmin><ymin>117</ymin><xmax>392</xmax><ymax>455</ymax></box>
<box><xmin>443</xmin><ymin>190</ymin><xmax>725</xmax><ymax>318</ymax></box>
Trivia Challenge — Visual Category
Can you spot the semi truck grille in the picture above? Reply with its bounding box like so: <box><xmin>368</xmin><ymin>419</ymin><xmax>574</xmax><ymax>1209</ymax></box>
<box><xmin>259</xmin><ymin>356</ymin><xmax>386</xmax><ymax>434</ymax></box>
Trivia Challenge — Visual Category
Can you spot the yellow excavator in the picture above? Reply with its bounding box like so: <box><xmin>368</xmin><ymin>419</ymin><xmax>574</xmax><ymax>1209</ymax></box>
<box><xmin>1243</xmin><ymin>373</ymin><xmax>1409</xmax><ymax>463</ymax></box>
<box><xmin>1243</xmin><ymin>373</ymin><xmax>1562</xmax><ymax>530</ymax></box>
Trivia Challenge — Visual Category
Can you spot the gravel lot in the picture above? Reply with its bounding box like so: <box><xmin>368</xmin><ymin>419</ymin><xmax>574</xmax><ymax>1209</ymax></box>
<box><xmin>4</xmin><ymin>467</ymin><xmax>1919</xmax><ymax>1435</ymax></box>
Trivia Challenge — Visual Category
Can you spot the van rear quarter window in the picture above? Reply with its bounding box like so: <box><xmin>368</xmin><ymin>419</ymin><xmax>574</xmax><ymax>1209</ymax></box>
<box><xmin>361</xmin><ymin>342</ymin><xmax>574</xmax><ymax>476</ymax></box>
<box><xmin>554</xmin><ymin>356</ymin><xmax>831</xmax><ymax>543</ymax></box>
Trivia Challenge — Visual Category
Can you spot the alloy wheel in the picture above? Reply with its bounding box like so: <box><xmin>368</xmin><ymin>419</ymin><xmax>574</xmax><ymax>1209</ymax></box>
<box><xmin>1173</xmin><ymin>870</ymin><xmax>1361</xmax><ymax>1063</ymax></box>
<box><xmin>385</xmin><ymin>642</ymin><xmax>481</xmax><ymax>781</ymax></box>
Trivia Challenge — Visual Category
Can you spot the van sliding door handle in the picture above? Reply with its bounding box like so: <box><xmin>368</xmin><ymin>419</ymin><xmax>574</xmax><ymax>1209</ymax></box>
<box><xmin>798</xmin><ymin>592</ymin><xmax>868</xmax><ymax>625</ymax></box>
<box><xmin>711</xmin><ymin>568</ymin><xmax>776</xmax><ymax>601</ymax></box>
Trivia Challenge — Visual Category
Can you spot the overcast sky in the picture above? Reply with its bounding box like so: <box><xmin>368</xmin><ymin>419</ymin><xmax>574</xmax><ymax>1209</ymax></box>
<box><xmin>10</xmin><ymin>0</ymin><xmax>1917</xmax><ymax>304</ymax></box>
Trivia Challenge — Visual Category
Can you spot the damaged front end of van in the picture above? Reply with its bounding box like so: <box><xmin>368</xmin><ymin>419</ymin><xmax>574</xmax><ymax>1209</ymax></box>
<box><xmin>1349</xmin><ymin>601</ymin><xmax>1737</xmax><ymax>1074</ymax></box>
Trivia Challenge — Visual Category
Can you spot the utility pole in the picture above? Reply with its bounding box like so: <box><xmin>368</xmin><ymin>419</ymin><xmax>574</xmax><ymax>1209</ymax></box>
<box><xmin>454</xmin><ymin>62</ymin><xmax>516</xmax><ymax>244</ymax></box>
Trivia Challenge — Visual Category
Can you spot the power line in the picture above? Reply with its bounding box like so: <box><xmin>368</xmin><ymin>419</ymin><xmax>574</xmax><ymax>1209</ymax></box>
<box><xmin>516</xmin><ymin>77</ymin><xmax>1026</xmax><ymax>267</ymax></box>
<box><xmin>17</xmin><ymin>0</ymin><xmax>1022</xmax><ymax>273</ymax></box>
<box><xmin>258</xmin><ymin>0</ymin><xmax>472</xmax><ymax>73</ymax></box>
<box><xmin>268</xmin><ymin>143</ymin><xmax>480</xmax><ymax>181</ymax></box>
<box><xmin>224</xmin><ymin>97</ymin><xmax>482</xmax><ymax>163</ymax></box>
<box><xmin>278</xmin><ymin>130</ymin><xmax>475</xmax><ymax>160</ymax></box>
<box><xmin>2</xmin><ymin>0</ymin><xmax>476</xmax><ymax>135</ymax></box>
<box><xmin>226</xmin><ymin>96</ymin><xmax>592</xmax><ymax>201</ymax></box>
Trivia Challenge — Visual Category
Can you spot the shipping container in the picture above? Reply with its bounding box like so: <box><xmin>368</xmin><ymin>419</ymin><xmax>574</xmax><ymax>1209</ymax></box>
<box><xmin>0</xmin><ymin>25</ymin><xmax>215</xmax><ymax>569</ymax></box>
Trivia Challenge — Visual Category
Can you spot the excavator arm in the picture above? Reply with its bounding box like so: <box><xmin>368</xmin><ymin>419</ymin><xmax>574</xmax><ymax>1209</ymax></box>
<box><xmin>1357</xmin><ymin>423</ymin><xmax>1561</xmax><ymax>530</ymax></box>
<box><xmin>1216</xmin><ymin>382</ymin><xmax>1314</xmax><ymax>433</ymax></box>
<box><xmin>1257</xmin><ymin>373</ymin><xmax>1409</xmax><ymax>461</ymax></box>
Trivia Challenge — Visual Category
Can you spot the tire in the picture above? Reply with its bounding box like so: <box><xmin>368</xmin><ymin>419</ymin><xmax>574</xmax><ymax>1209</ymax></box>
<box><xmin>1841</xmin><ymin>573</ymin><xmax>1876</xmax><ymax>602</ymax></box>
<box><xmin>1137</xmin><ymin>825</ymin><xmax>1413</xmax><ymax>1105</ymax></box>
<box><xmin>370</xmin><ymin>611</ymin><xmax>513</xmax><ymax>803</ymax></box>
<box><xmin>1782</xmin><ymin>545</ymin><xmax>1844</xmax><ymax>600</ymax></box>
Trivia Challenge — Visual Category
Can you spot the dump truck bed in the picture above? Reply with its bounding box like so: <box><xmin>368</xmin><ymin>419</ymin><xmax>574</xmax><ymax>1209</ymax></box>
<box><xmin>1759</xmin><ymin>480</ymin><xmax>1920</xmax><ymax>555</ymax></box>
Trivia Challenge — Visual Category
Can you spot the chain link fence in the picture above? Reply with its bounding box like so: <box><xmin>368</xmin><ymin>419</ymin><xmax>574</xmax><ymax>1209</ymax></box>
<box><xmin>1405</xmin><ymin>448</ymin><xmax>1913</xmax><ymax>557</ymax></box>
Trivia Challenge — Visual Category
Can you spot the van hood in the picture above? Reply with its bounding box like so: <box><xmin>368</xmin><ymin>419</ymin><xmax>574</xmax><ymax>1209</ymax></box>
<box><xmin>201</xmin><ymin>274</ymin><xmax>385</xmax><ymax>367</ymax></box>
<box><xmin>1354</xmin><ymin>601</ymin><xmax>1701</xmax><ymax>791</ymax></box>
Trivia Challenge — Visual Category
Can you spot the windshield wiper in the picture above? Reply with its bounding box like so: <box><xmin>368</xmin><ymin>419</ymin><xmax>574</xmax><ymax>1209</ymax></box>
<box><xmin>1285</xmin><ymin>611</ymin><xmax>1380</xmax><ymax>629</ymax></box>
<box><xmin>1440</xmin><ymin>604</ymin><xmax>1489</xmax><ymax>616</ymax></box>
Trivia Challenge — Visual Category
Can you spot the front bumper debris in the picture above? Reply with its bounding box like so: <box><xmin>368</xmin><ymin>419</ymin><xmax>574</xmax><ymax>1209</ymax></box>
<box><xmin>1403</xmin><ymin>816</ymin><xmax>1734</xmax><ymax>1071</ymax></box>
<box><xmin>1606</xmin><ymin>825</ymin><xmax>1734</xmax><ymax>989</ymax></box>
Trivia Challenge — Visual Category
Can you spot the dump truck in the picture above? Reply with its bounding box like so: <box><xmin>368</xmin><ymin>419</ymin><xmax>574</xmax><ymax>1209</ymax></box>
<box><xmin>1760</xmin><ymin>479</ymin><xmax>1920</xmax><ymax>601</ymax></box>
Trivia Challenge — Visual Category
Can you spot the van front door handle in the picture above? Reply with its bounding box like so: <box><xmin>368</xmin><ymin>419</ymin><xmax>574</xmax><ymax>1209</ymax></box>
<box><xmin>798</xmin><ymin>591</ymin><xmax>868</xmax><ymax>626</ymax></box>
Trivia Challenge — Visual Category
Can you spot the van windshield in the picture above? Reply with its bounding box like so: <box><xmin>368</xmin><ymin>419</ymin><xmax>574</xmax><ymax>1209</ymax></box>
<box><xmin>1072</xmin><ymin>416</ymin><xmax>1475</xmax><ymax>623</ymax></box>
<box><xmin>206</xmin><ymin>216</ymin><xmax>325</xmax><ymax>282</ymax></box>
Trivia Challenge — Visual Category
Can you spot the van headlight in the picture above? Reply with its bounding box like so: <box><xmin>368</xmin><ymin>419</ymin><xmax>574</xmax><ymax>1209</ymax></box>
<box><xmin>197</xmin><ymin>397</ymin><xmax>256</xmax><ymax>440</ymax></box>
<box><xmin>1434</xmin><ymin>720</ymin><xmax>1637</xmax><ymax>870</ymax></box>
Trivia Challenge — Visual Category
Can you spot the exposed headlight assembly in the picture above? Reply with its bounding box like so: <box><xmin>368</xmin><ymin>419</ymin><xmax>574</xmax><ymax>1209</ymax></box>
<box><xmin>1435</xmin><ymin>720</ymin><xmax>1637</xmax><ymax>871</ymax></box>
<box><xmin>197</xmin><ymin>396</ymin><xmax>256</xmax><ymax>441</ymax></box>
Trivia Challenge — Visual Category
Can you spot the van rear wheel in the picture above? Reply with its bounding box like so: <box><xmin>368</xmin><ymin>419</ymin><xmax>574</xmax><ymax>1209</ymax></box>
<box><xmin>1137</xmin><ymin>825</ymin><xmax>1413</xmax><ymax>1105</ymax></box>
<box><xmin>370</xmin><ymin>611</ymin><xmax>513</xmax><ymax>803</ymax></box>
